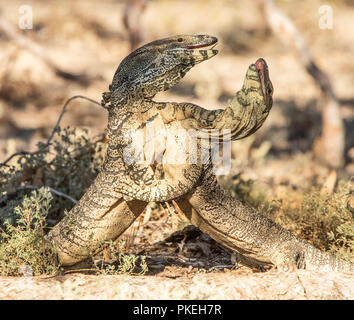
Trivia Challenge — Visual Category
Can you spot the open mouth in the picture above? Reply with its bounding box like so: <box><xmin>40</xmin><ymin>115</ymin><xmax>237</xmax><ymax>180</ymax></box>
<box><xmin>182</xmin><ymin>38</ymin><xmax>218</xmax><ymax>50</ymax></box>
<box><xmin>255</xmin><ymin>58</ymin><xmax>266</xmax><ymax>97</ymax></box>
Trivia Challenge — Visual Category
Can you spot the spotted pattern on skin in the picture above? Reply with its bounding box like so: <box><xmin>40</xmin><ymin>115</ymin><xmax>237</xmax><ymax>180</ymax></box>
<box><xmin>47</xmin><ymin>35</ymin><xmax>353</xmax><ymax>273</ymax></box>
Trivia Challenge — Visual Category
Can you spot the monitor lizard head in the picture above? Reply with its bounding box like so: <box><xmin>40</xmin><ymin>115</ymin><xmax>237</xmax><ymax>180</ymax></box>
<box><xmin>102</xmin><ymin>35</ymin><xmax>218</xmax><ymax>112</ymax></box>
<box><xmin>225</xmin><ymin>58</ymin><xmax>273</xmax><ymax>140</ymax></box>
<box><xmin>254</xmin><ymin>58</ymin><xmax>273</xmax><ymax>110</ymax></box>
<box><xmin>237</xmin><ymin>58</ymin><xmax>273</xmax><ymax>115</ymax></box>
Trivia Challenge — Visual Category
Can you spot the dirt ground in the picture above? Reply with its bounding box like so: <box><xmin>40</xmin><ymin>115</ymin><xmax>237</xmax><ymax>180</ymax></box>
<box><xmin>0</xmin><ymin>0</ymin><xmax>354</xmax><ymax>299</ymax></box>
<box><xmin>1</xmin><ymin>270</ymin><xmax>353</xmax><ymax>299</ymax></box>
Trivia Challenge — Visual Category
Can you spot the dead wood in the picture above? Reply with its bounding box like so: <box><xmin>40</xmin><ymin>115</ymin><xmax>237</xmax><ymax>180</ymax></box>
<box><xmin>123</xmin><ymin>0</ymin><xmax>148</xmax><ymax>51</ymax></box>
<box><xmin>258</xmin><ymin>0</ymin><xmax>345</xmax><ymax>168</ymax></box>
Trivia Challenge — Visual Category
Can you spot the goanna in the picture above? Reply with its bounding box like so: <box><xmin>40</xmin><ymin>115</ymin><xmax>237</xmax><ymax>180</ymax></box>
<box><xmin>47</xmin><ymin>35</ymin><xmax>353</xmax><ymax>272</ymax></box>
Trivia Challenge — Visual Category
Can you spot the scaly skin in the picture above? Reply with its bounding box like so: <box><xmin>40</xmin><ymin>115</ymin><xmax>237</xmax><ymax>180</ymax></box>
<box><xmin>47</xmin><ymin>35</ymin><xmax>267</xmax><ymax>266</ymax></box>
<box><xmin>47</xmin><ymin>35</ymin><xmax>353</xmax><ymax>272</ymax></box>
<box><xmin>158</xmin><ymin>58</ymin><xmax>352</xmax><ymax>272</ymax></box>
<box><xmin>176</xmin><ymin>166</ymin><xmax>354</xmax><ymax>272</ymax></box>
<box><xmin>103</xmin><ymin>35</ymin><xmax>219</xmax><ymax>201</ymax></box>
<box><xmin>108</xmin><ymin>59</ymin><xmax>273</xmax><ymax>202</ymax></box>
<box><xmin>47</xmin><ymin>35</ymin><xmax>219</xmax><ymax>265</ymax></box>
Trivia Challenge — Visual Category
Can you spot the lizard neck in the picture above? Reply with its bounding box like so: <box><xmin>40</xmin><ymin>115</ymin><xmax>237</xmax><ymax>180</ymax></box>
<box><xmin>113</xmin><ymin>98</ymin><xmax>155</xmax><ymax>115</ymax></box>
<box><xmin>107</xmin><ymin>97</ymin><xmax>160</xmax><ymax>134</ymax></box>
<box><xmin>107</xmin><ymin>83</ymin><xmax>157</xmax><ymax>115</ymax></box>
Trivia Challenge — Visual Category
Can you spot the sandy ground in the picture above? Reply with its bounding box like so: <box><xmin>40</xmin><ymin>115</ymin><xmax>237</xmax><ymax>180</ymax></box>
<box><xmin>1</xmin><ymin>270</ymin><xmax>353</xmax><ymax>300</ymax></box>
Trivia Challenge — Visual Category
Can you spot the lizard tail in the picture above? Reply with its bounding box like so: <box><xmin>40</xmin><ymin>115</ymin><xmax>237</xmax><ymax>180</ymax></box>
<box><xmin>300</xmin><ymin>243</ymin><xmax>353</xmax><ymax>272</ymax></box>
<box><xmin>181</xmin><ymin>166</ymin><xmax>354</xmax><ymax>272</ymax></box>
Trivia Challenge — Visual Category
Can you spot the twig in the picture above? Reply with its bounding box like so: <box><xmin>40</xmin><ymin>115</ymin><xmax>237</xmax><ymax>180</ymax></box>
<box><xmin>171</xmin><ymin>199</ymin><xmax>184</xmax><ymax>215</ymax></box>
<box><xmin>0</xmin><ymin>224</ymin><xmax>7</xmax><ymax>235</ymax></box>
<box><xmin>62</xmin><ymin>268</ymin><xmax>97</xmax><ymax>275</ymax></box>
<box><xmin>123</xmin><ymin>0</ymin><xmax>148</xmax><ymax>50</ymax></box>
<box><xmin>0</xmin><ymin>95</ymin><xmax>101</xmax><ymax>168</ymax></box>
<box><xmin>0</xmin><ymin>16</ymin><xmax>92</xmax><ymax>84</ymax></box>
<box><xmin>164</xmin><ymin>201</ymin><xmax>176</xmax><ymax>216</ymax></box>
<box><xmin>5</xmin><ymin>185</ymin><xmax>78</xmax><ymax>204</ymax></box>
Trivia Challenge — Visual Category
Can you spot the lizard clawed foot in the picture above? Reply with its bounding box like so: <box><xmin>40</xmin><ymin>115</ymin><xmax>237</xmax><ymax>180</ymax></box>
<box><xmin>171</xmin><ymin>200</ymin><xmax>184</xmax><ymax>215</ymax></box>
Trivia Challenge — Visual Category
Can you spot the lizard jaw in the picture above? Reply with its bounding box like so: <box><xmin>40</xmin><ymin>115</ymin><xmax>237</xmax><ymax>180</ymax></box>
<box><xmin>181</xmin><ymin>37</ymin><xmax>218</xmax><ymax>50</ymax></box>
<box><xmin>255</xmin><ymin>58</ymin><xmax>273</xmax><ymax>99</ymax></box>
<box><xmin>181</xmin><ymin>38</ymin><xmax>219</xmax><ymax>61</ymax></box>
<box><xmin>253</xmin><ymin>58</ymin><xmax>273</xmax><ymax>111</ymax></box>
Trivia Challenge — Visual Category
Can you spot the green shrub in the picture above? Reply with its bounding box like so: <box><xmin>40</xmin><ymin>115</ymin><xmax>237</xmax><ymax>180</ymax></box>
<box><xmin>0</xmin><ymin>187</ymin><xmax>58</xmax><ymax>276</ymax></box>
<box><xmin>231</xmin><ymin>177</ymin><xmax>353</xmax><ymax>262</ymax></box>
<box><xmin>0</xmin><ymin>127</ymin><xmax>106</xmax><ymax>276</ymax></box>
<box><xmin>94</xmin><ymin>240</ymin><xmax>148</xmax><ymax>275</ymax></box>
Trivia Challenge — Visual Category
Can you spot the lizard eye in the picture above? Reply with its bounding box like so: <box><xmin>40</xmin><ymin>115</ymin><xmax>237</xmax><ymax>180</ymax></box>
<box><xmin>177</xmin><ymin>38</ymin><xmax>183</xmax><ymax>42</ymax></box>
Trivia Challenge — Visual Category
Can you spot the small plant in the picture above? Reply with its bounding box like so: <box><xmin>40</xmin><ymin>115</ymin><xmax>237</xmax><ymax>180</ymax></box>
<box><xmin>0</xmin><ymin>124</ymin><xmax>149</xmax><ymax>277</ymax></box>
<box><xmin>277</xmin><ymin>180</ymin><xmax>353</xmax><ymax>261</ymax></box>
<box><xmin>0</xmin><ymin>187</ymin><xmax>58</xmax><ymax>276</ymax></box>
<box><xmin>0</xmin><ymin>126</ymin><xmax>106</xmax><ymax>276</ymax></box>
<box><xmin>0</xmin><ymin>126</ymin><xmax>106</xmax><ymax>229</ymax></box>
<box><xmin>328</xmin><ymin>222</ymin><xmax>354</xmax><ymax>261</ymax></box>
<box><xmin>94</xmin><ymin>240</ymin><xmax>148</xmax><ymax>275</ymax></box>
<box><xmin>230</xmin><ymin>175</ymin><xmax>269</xmax><ymax>210</ymax></box>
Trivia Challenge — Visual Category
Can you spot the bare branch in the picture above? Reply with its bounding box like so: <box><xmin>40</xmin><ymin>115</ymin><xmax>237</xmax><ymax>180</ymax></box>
<box><xmin>258</xmin><ymin>0</ymin><xmax>345</xmax><ymax>168</ymax></box>
<box><xmin>4</xmin><ymin>185</ymin><xmax>78</xmax><ymax>204</ymax></box>
<box><xmin>123</xmin><ymin>0</ymin><xmax>148</xmax><ymax>50</ymax></box>
<box><xmin>0</xmin><ymin>95</ymin><xmax>101</xmax><ymax>168</ymax></box>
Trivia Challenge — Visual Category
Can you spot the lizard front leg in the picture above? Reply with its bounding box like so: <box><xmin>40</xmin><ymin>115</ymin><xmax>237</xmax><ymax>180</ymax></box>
<box><xmin>158</xmin><ymin>60</ymin><xmax>273</xmax><ymax>141</ymax></box>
